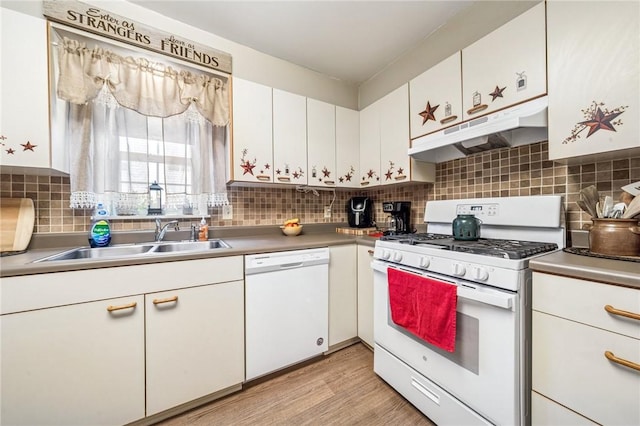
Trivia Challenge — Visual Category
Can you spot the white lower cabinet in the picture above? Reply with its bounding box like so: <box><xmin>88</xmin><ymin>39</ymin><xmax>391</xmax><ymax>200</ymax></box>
<box><xmin>328</xmin><ymin>245</ymin><xmax>358</xmax><ymax>347</ymax></box>
<box><xmin>357</xmin><ymin>245</ymin><xmax>375</xmax><ymax>347</ymax></box>
<box><xmin>145</xmin><ymin>281</ymin><xmax>244</xmax><ymax>415</ymax></box>
<box><xmin>0</xmin><ymin>295</ymin><xmax>146</xmax><ymax>426</ymax></box>
<box><xmin>0</xmin><ymin>257</ymin><xmax>244</xmax><ymax>424</ymax></box>
<box><xmin>532</xmin><ymin>273</ymin><xmax>640</xmax><ymax>425</ymax></box>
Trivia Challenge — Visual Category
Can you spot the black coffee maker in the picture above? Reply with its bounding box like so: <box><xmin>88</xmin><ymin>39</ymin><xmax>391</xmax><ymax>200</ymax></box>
<box><xmin>347</xmin><ymin>197</ymin><xmax>374</xmax><ymax>228</ymax></box>
<box><xmin>382</xmin><ymin>201</ymin><xmax>412</xmax><ymax>235</ymax></box>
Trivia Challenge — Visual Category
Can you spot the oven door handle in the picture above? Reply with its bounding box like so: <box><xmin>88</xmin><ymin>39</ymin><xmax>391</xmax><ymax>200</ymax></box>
<box><xmin>457</xmin><ymin>286</ymin><xmax>514</xmax><ymax>310</ymax></box>
<box><xmin>372</xmin><ymin>260</ymin><xmax>514</xmax><ymax>310</ymax></box>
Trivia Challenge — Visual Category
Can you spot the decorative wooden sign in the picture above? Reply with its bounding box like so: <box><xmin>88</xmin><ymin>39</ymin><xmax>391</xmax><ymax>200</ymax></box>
<box><xmin>43</xmin><ymin>0</ymin><xmax>232</xmax><ymax>74</ymax></box>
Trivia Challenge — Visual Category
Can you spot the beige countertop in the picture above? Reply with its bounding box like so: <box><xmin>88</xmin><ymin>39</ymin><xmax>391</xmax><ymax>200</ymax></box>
<box><xmin>0</xmin><ymin>225</ymin><xmax>377</xmax><ymax>278</ymax></box>
<box><xmin>530</xmin><ymin>250</ymin><xmax>640</xmax><ymax>290</ymax></box>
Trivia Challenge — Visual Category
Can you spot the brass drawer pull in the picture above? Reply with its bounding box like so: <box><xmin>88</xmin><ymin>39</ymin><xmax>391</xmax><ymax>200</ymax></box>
<box><xmin>153</xmin><ymin>296</ymin><xmax>179</xmax><ymax>305</ymax></box>
<box><xmin>604</xmin><ymin>304</ymin><xmax>640</xmax><ymax>321</ymax></box>
<box><xmin>605</xmin><ymin>351</ymin><xmax>640</xmax><ymax>372</ymax></box>
<box><xmin>107</xmin><ymin>302</ymin><xmax>137</xmax><ymax>312</ymax></box>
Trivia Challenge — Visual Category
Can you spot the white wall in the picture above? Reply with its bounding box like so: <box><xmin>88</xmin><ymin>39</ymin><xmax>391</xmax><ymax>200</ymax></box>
<box><xmin>2</xmin><ymin>0</ymin><xmax>360</xmax><ymax>109</ymax></box>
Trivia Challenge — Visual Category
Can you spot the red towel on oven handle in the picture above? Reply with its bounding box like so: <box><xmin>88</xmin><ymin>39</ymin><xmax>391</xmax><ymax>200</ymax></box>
<box><xmin>388</xmin><ymin>267</ymin><xmax>457</xmax><ymax>352</ymax></box>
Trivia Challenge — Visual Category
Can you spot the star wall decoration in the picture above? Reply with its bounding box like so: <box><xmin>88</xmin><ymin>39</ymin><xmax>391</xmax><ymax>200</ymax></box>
<box><xmin>419</xmin><ymin>101</ymin><xmax>439</xmax><ymax>124</ymax></box>
<box><xmin>367</xmin><ymin>169</ymin><xmax>375</xmax><ymax>178</ymax></box>
<box><xmin>385</xmin><ymin>170</ymin><xmax>393</xmax><ymax>180</ymax></box>
<box><xmin>578</xmin><ymin>107</ymin><xmax>623</xmax><ymax>137</ymax></box>
<box><xmin>6</xmin><ymin>148</ymin><xmax>15</xmax><ymax>154</ymax></box>
<box><xmin>21</xmin><ymin>141</ymin><xmax>37</xmax><ymax>151</ymax></box>
<box><xmin>239</xmin><ymin>148</ymin><xmax>257</xmax><ymax>175</ymax></box>
<box><xmin>397</xmin><ymin>167</ymin><xmax>404</xmax><ymax>175</ymax></box>
<box><xmin>276</xmin><ymin>169</ymin><xmax>281</xmax><ymax>175</ymax></box>
<box><xmin>292</xmin><ymin>171</ymin><xmax>300</xmax><ymax>179</ymax></box>
<box><xmin>322</xmin><ymin>167</ymin><xmax>330</xmax><ymax>178</ymax></box>
<box><xmin>264</xmin><ymin>164</ymin><xmax>270</xmax><ymax>170</ymax></box>
<box><xmin>563</xmin><ymin>101</ymin><xmax>627</xmax><ymax>144</ymax></box>
<box><xmin>489</xmin><ymin>85</ymin><xmax>506</xmax><ymax>101</ymax></box>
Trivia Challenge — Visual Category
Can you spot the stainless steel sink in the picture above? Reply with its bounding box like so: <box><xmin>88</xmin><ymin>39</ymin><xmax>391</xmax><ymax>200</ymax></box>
<box><xmin>33</xmin><ymin>239</ymin><xmax>230</xmax><ymax>263</ymax></box>
<box><xmin>153</xmin><ymin>240</ymin><xmax>230</xmax><ymax>252</ymax></box>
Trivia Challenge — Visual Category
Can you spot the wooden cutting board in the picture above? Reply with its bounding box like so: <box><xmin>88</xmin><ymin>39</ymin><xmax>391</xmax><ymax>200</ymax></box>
<box><xmin>1</xmin><ymin>198</ymin><xmax>35</xmax><ymax>253</ymax></box>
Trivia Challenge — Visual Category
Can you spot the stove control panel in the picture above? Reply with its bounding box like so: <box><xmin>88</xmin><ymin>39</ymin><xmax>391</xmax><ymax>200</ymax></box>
<box><xmin>456</xmin><ymin>202</ymin><xmax>499</xmax><ymax>217</ymax></box>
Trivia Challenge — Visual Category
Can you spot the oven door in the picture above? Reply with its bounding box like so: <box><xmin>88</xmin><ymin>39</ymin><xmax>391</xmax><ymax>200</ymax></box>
<box><xmin>372</xmin><ymin>259</ymin><xmax>523</xmax><ymax>426</ymax></box>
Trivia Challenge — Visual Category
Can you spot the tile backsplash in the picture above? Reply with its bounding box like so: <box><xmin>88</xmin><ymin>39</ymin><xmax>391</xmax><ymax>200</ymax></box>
<box><xmin>2</xmin><ymin>141</ymin><xmax>638</xmax><ymax>234</ymax></box>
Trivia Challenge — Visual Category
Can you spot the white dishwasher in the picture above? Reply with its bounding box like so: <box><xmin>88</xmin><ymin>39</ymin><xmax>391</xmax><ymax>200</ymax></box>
<box><xmin>244</xmin><ymin>247</ymin><xmax>330</xmax><ymax>381</ymax></box>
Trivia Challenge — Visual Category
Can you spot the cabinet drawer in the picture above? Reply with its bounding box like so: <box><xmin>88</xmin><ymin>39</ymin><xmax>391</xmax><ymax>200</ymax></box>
<box><xmin>533</xmin><ymin>311</ymin><xmax>640</xmax><ymax>425</ymax></box>
<box><xmin>532</xmin><ymin>391</ymin><xmax>596</xmax><ymax>426</ymax></box>
<box><xmin>533</xmin><ymin>273</ymin><xmax>640</xmax><ymax>339</ymax></box>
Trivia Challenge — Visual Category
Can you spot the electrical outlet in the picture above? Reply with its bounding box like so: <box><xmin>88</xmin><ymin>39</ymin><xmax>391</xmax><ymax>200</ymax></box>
<box><xmin>324</xmin><ymin>206</ymin><xmax>331</xmax><ymax>219</ymax></box>
<box><xmin>222</xmin><ymin>205</ymin><xmax>233</xmax><ymax>220</ymax></box>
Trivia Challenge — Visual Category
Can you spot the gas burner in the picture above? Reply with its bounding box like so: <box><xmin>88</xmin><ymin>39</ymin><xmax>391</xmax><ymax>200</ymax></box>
<box><xmin>448</xmin><ymin>239</ymin><xmax>559</xmax><ymax>259</ymax></box>
<box><xmin>380</xmin><ymin>232</ymin><xmax>450</xmax><ymax>243</ymax></box>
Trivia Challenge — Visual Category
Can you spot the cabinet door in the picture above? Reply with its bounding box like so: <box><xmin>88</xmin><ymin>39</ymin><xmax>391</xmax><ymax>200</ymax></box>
<box><xmin>547</xmin><ymin>0</ymin><xmax>640</xmax><ymax>161</ymax></box>
<box><xmin>231</xmin><ymin>77</ymin><xmax>273</xmax><ymax>182</ymax></box>
<box><xmin>380</xmin><ymin>84</ymin><xmax>410</xmax><ymax>185</ymax></box>
<box><xmin>307</xmin><ymin>98</ymin><xmax>336</xmax><ymax>187</ymax></box>
<box><xmin>0</xmin><ymin>8</ymin><xmax>53</xmax><ymax>171</ymax></box>
<box><xmin>410</xmin><ymin>52</ymin><xmax>462</xmax><ymax>139</ymax></box>
<box><xmin>145</xmin><ymin>281</ymin><xmax>244</xmax><ymax>415</ymax></box>
<box><xmin>359</xmin><ymin>100</ymin><xmax>381</xmax><ymax>187</ymax></box>
<box><xmin>357</xmin><ymin>245</ymin><xmax>375</xmax><ymax>347</ymax></box>
<box><xmin>273</xmin><ymin>89</ymin><xmax>307</xmax><ymax>185</ymax></box>
<box><xmin>328</xmin><ymin>245</ymin><xmax>357</xmax><ymax>346</ymax></box>
<box><xmin>0</xmin><ymin>296</ymin><xmax>145</xmax><ymax>426</ymax></box>
<box><xmin>462</xmin><ymin>2</ymin><xmax>546</xmax><ymax>120</ymax></box>
<box><xmin>335</xmin><ymin>106</ymin><xmax>359</xmax><ymax>188</ymax></box>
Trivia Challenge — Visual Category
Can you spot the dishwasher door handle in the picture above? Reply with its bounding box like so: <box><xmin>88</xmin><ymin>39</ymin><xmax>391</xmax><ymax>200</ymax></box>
<box><xmin>279</xmin><ymin>262</ymin><xmax>304</xmax><ymax>269</ymax></box>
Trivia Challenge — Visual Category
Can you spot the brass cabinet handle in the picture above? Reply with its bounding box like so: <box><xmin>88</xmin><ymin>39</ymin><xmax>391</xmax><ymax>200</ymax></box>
<box><xmin>368</xmin><ymin>249</ymin><xmax>374</xmax><ymax>255</ymax></box>
<box><xmin>604</xmin><ymin>304</ymin><xmax>640</xmax><ymax>321</ymax></box>
<box><xmin>604</xmin><ymin>351</ymin><xmax>640</xmax><ymax>372</ymax></box>
<box><xmin>107</xmin><ymin>302</ymin><xmax>137</xmax><ymax>312</ymax></box>
<box><xmin>153</xmin><ymin>296</ymin><xmax>179</xmax><ymax>305</ymax></box>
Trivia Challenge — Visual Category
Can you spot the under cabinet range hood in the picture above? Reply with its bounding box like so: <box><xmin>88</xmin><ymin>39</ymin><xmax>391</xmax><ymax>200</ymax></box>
<box><xmin>409</xmin><ymin>96</ymin><xmax>548</xmax><ymax>163</ymax></box>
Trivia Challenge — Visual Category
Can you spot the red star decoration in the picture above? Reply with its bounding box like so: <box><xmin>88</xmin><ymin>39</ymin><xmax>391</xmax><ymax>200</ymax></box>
<box><xmin>489</xmin><ymin>85</ymin><xmax>506</xmax><ymax>101</ymax></box>
<box><xmin>6</xmin><ymin>148</ymin><xmax>15</xmax><ymax>154</ymax></box>
<box><xmin>240</xmin><ymin>160</ymin><xmax>255</xmax><ymax>175</ymax></box>
<box><xmin>579</xmin><ymin>107</ymin><xmax>624</xmax><ymax>137</ymax></box>
<box><xmin>367</xmin><ymin>169</ymin><xmax>375</xmax><ymax>178</ymax></box>
<box><xmin>397</xmin><ymin>167</ymin><xmax>404</xmax><ymax>175</ymax></box>
<box><xmin>345</xmin><ymin>174</ymin><xmax>352</xmax><ymax>182</ymax></box>
<box><xmin>21</xmin><ymin>141</ymin><xmax>37</xmax><ymax>151</ymax></box>
<box><xmin>419</xmin><ymin>101</ymin><xmax>439</xmax><ymax>124</ymax></box>
<box><xmin>322</xmin><ymin>167</ymin><xmax>331</xmax><ymax>178</ymax></box>
<box><xmin>292</xmin><ymin>171</ymin><xmax>300</xmax><ymax>178</ymax></box>
<box><xmin>385</xmin><ymin>170</ymin><xmax>393</xmax><ymax>180</ymax></box>
<box><xmin>264</xmin><ymin>164</ymin><xmax>270</xmax><ymax>170</ymax></box>
<box><xmin>275</xmin><ymin>169</ymin><xmax>281</xmax><ymax>175</ymax></box>
<box><xmin>339</xmin><ymin>177</ymin><xmax>344</xmax><ymax>183</ymax></box>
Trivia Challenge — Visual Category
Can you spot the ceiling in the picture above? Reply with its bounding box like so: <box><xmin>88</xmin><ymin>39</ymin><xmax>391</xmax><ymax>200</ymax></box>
<box><xmin>128</xmin><ymin>1</ymin><xmax>475</xmax><ymax>84</ymax></box>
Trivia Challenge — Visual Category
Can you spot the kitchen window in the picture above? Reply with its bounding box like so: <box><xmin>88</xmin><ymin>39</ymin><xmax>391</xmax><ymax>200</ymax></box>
<box><xmin>49</xmin><ymin>24</ymin><xmax>230</xmax><ymax>215</ymax></box>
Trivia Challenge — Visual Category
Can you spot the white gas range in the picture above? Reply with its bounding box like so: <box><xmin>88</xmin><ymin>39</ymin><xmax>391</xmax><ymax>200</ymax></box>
<box><xmin>372</xmin><ymin>195</ymin><xmax>565</xmax><ymax>426</ymax></box>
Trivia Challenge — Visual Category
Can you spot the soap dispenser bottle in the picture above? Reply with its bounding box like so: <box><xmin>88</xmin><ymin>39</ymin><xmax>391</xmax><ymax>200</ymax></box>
<box><xmin>198</xmin><ymin>217</ymin><xmax>208</xmax><ymax>241</ymax></box>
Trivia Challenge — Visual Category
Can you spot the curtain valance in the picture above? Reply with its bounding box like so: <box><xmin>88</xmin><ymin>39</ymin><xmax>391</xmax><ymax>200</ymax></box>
<box><xmin>57</xmin><ymin>37</ymin><xmax>229</xmax><ymax>126</ymax></box>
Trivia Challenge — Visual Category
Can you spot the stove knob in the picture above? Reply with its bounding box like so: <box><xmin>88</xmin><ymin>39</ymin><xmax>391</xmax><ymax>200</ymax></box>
<box><xmin>473</xmin><ymin>267</ymin><xmax>489</xmax><ymax>281</ymax></box>
<box><xmin>452</xmin><ymin>263</ymin><xmax>466</xmax><ymax>277</ymax></box>
<box><xmin>393</xmin><ymin>251</ymin><xmax>403</xmax><ymax>262</ymax></box>
<box><xmin>419</xmin><ymin>256</ymin><xmax>430</xmax><ymax>268</ymax></box>
<box><xmin>381</xmin><ymin>250</ymin><xmax>391</xmax><ymax>260</ymax></box>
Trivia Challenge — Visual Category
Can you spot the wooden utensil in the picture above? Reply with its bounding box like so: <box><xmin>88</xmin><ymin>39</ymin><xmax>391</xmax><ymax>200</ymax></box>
<box><xmin>622</xmin><ymin>195</ymin><xmax>640</xmax><ymax>219</ymax></box>
<box><xmin>576</xmin><ymin>199</ymin><xmax>596</xmax><ymax>218</ymax></box>
<box><xmin>0</xmin><ymin>198</ymin><xmax>35</xmax><ymax>253</ymax></box>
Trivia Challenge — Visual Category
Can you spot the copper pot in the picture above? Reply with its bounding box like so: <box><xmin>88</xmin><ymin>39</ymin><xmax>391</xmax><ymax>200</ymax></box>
<box><xmin>589</xmin><ymin>218</ymin><xmax>640</xmax><ymax>256</ymax></box>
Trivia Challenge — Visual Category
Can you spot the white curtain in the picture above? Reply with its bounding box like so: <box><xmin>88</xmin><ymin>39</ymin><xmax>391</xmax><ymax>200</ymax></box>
<box><xmin>57</xmin><ymin>37</ymin><xmax>229</xmax><ymax>211</ymax></box>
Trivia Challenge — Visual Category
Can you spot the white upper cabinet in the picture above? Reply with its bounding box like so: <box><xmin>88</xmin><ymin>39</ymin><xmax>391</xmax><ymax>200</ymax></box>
<box><xmin>0</xmin><ymin>8</ymin><xmax>67</xmax><ymax>173</ymax></box>
<box><xmin>410</xmin><ymin>52</ymin><xmax>462</xmax><ymax>140</ymax></box>
<box><xmin>231</xmin><ymin>77</ymin><xmax>273</xmax><ymax>183</ymax></box>
<box><xmin>273</xmin><ymin>89</ymin><xmax>307</xmax><ymax>185</ymax></box>
<box><xmin>379</xmin><ymin>84</ymin><xmax>410</xmax><ymax>185</ymax></box>
<box><xmin>462</xmin><ymin>2</ymin><xmax>546</xmax><ymax>121</ymax></box>
<box><xmin>547</xmin><ymin>0</ymin><xmax>640</xmax><ymax>161</ymax></box>
<box><xmin>359</xmin><ymin>99</ymin><xmax>381</xmax><ymax>187</ymax></box>
<box><xmin>335</xmin><ymin>106</ymin><xmax>360</xmax><ymax>188</ymax></box>
<box><xmin>307</xmin><ymin>98</ymin><xmax>336</xmax><ymax>187</ymax></box>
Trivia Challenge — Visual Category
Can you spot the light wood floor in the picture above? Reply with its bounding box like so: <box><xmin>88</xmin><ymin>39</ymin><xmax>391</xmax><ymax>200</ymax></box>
<box><xmin>158</xmin><ymin>343</ymin><xmax>435</xmax><ymax>425</ymax></box>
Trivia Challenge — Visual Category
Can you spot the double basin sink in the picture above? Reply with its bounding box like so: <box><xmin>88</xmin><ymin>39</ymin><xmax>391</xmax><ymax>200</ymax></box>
<box><xmin>34</xmin><ymin>239</ymin><xmax>230</xmax><ymax>263</ymax></box>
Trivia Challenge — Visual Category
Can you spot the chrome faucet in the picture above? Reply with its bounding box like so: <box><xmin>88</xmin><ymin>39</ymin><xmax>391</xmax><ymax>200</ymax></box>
<box><xmin>154</xmin><ymin>219</ymin><xmax>179</xmax><ymax>242</ymax></box>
